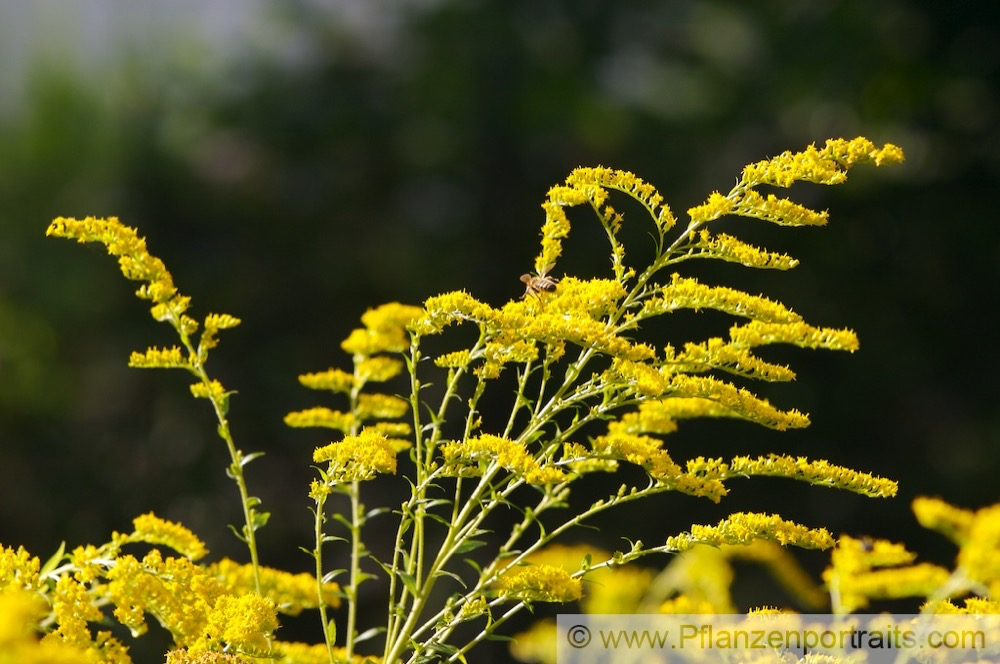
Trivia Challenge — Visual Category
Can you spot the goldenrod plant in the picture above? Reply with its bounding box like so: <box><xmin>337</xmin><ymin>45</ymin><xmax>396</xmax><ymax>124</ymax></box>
<box><xmin>7</xmin><ymin>137</ymin><xmax>993</xmax><ymax>664</ymax></box>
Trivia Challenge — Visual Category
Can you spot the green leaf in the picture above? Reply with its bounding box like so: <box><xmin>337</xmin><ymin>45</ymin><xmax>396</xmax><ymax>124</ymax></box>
<box><xmin>432</xmin><ymin>568</ymin><xmax>467</xmax><ymax>589</ymax></box>
<box><xmin>355</xmin><ymin>627</ymin><xmax>384</xmax><ymax>644</ymax></box>
<box><xmin>40</xmin><ymin>541</ymin><xmax>66</xmax><ymax>576</ymax></box>
<box><xmin>454</xmin><ymin>538</ymin><xmax>487</xmax><ymax>554</ymax></box>
<box><xmin>326</xmin><ymin>619</ymin><xmax>337</xmax><ymax>647</ymax></box>
<box><xmin>463</xmin><ymin>558</ymin><xmax>482</xmax><ymax>575</ymax></box>
<box><xmin>252</xmin><ymin>511</ymin><xmax>270</xmax><ymax>530</ymax></box>
<box><xmin>399</xmin><ymin>571</ymin><xmax>418</xmax><ymax>597</ymax></box>
<box><xmin>228</xmin><ymin>524</ymin><xmax>248</xmax><ymax>543</ymax></box>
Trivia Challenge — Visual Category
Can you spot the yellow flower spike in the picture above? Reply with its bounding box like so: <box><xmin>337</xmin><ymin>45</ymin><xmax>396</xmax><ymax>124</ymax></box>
<box><xmin>690</xmin><ymin>230</ymin><xmax>800</xmax><ymax>270</ymax></box>
<box><xmin>912</xmin><ymin>496</ymin><xmax>975</xmax><ymax>544</ymax></box>
<box><xmin>190</xmin><ymin>380</ymin><xmax>227</xmax><ymax>400</ymax></box>
<box><xmin>0</xmin><ymin>545</ymin><xmax>41</xmax><ymax>591</ymax></box>
<box><xmin>560</xmin><ymin>442</ymin><xmax>618</xmax><ymax>474</ymax></box>
<box><xmin>341</xmin><ymin>327</ymin><xmax>409</xmax><ymax>356</ymax></box>
<box><xmin>740</xmin><ymin>138</ymin><xmax>903</xmax><ymax>189</ymax></box>
<box><xmin>297</xmin><ymin>368</ymin><xmax>355</xmax><ymax>393</ymax></box>
<box><xmin>728</xmin><ymin>455</ymin><xmax>898</xmax><ymax>498</ymax></box>
<box><xmin>729</xmin><ymin>320</ymin><xmax>859</xmax><ymax>352</ymax></box>
<box><xmin>590</xmin><ymin>433</ymin><xmax>682</xmax><ymax>482</ymax></box>
<box><xmin>166</xmin><ymin>650</ymin><xmax>252</xmax><ymax>663</ymax></box>
<box><xmin>356</xmin><ymin>393</ymin><xmax>410</xmax><ymax>420</ymax></box>
<box><xmin>442</xmin><ymin>434</ymin><xmax>567</xmax><ymax>485</ymax></box>
<box><xmin>199</xmin><ymin>313</ymin><xmax>241</xmax><ymax>353</ymax></box>
<box><xmin>544</xmin><ymin>277</ymin><xmax>626</xmax><ymax>319</ymax></box>
<box><xmin>49</xmin><ymin>575</ymin><xmax>103</xmax><ymax>650</ymax></box>
<box><xmin>356</xmin><ymin>356</ymin><xmax>404</xmax><ymax>383</ymax></box>
<box><xmin>735</xmin><ymin>190</ymin><xmax>829</xmax><ymax>227</ymax></box>
<box><xmin>667</xmin><ymin>513</ymin><xmax>835</xmax><ymax>553</ymax></box>
<box><xmin>565</xmin><ymin>166</ymin><xmax>675</xmax><ymax>232</ymax></box>
<box><xmin>666</xmin><ymin>374</ymin><xmax>810</xmax><ymax>430</ymax></box>
<box><xmin>126</xmin><ymin>512</ymin><xmax>209</xmax><ymax>560</ymax></box>
<box><xmin>190</xmin><ymin>594</ymin><xmax>277</xmax><ymax>657</ymax></box>
<box><xmin>668</xmin><ymin>339</ymin><xmax>797</xmax><ymax>382</ymax></box>
<box><xmin>360</xmin><ymin>302</ymin><xmax>424</xmax><ymax>333</ymax></box>
<box><xmin>610</xmin><ymin>358</ymin><xmax>668</xmax><ymax>396</ymax></box>
<box><xmin>284</xmin><ymin>407</ymin><xmax>355</xmax><ymax>432</ymax></box>
<box><xmin>434</xmin><ymin>349</ymin><xmax>472</xmax><ymax>368</ymax></box>
<box><xmin>68</xmin><ymin>545</ymin><xmax>104</xmax><ymax>584</ymax></box>
<box><xmin>312</xmin><ymin>429</ymin><xmax>398</xmax><ymax>482</ymax></box>
<box><xmin>46</xmin><ymin>216</ymin><xmax>179</xmax><ymax>307</ymax></box>
<box><xmin>646</xmin><ymin>273</ymin><xmax>803</xmax><ymax>324</ymax></box>
<box><xmin>687</xmin><ymin>191</ymin><xmax>735</xmax><ymax>223</ymax></box>
<box><xmin>494</xmin><ymin>564</ymin><xmax>582</xmax><ymax>603</ymax></box>
<box><xmin>957</xmin><ymin>502</ymin><xmax>1000</xmax><ymax>590</ymax></box>
<box><xmin>129</xmin><ymin>346</ymin><xmax>192</xmax><ymax>370</ymax></box>
<box><xmin>836</xmin><ymin>564</ymin><xmax>951</xmax><ymax>610</ymax></box>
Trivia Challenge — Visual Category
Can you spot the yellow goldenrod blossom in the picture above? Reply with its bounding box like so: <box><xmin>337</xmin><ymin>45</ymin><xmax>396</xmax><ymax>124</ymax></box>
<box><xmin>356</xmin><ymin>393</ymin><xmax>409</xmax><ymax>420</ymax></box>
<box><xmin>165</xmin><ymin>650</ymin><xmax>251</xmax><ymax>663</ymax></box>
<box><xmin>274</xmin><ymin>641</ymin><xmax>383</xmax><ymax>664</ymax></box>
<box><xmin>912</xmin><ymin>496</ymin><xmax>975</xmax><ymax>545</ymax></box>
<box><xmin>729</xmin><ymin>320</ymin><xmax>859</xmax><ymax>352</ymax></box>
<box><xmin>666</xmin><ymin>374</ymin><xmax>810</xmax><ymax>430</ymax></box>
<box><xmin>956</xmin><ymin>502</ymin><xmax>1000</xmax><ymax>594</ymax></box>
<box><xmin>735</xmin><ymin>190</ymin><xmax>829</xmax><ymax>227</ymax></box>
<box><xmin>46</xmin><ymin>217</ymin><xmax>182</xmax><ymax>315</ymax></box>
<box><xmin>590</xmin><ymin>433</ymin><xmax>681</xmax><ymax>481</ymax></box>
<box><xmin>729</xmin><ymin>455</ymin><xmax>898</xmax><ymax>498</ymax></box>
<box><xmin>741</xmin><ymin>138</ymin><xmax>903</xmax><ymax>188</ymax></box>
<box><xmin>0</xmin><ymin>588</ymin><xmax>93</xmax><ymax>664</ymax></box>
<box><xmin>107</xmin><ymin>549</ymin><xmax>225</xmax><ymax>644</ymax></box>
<box><xmin>129</xmin><ymin>346</ymin><xmax>191</xmax><ymax>370</ymax></box>
<box><xmin>297</xmin><ymin>369</ymin><xmax>354</xmax><ymax>393</ymax></box>
<box><xmin>565</xmin><ymin>166</ymin><xmax>675</xmax><ymax>232</ymax></box>
<box><xmin>495</xmin><ymin>564</ymin><xmax>582</xmax><ymax>603</ymax></box>
<box><xmin>120</xmin><ymin>513</ymin><xmax>209</xmax><ymax>561</ymax></box>
<box><xmin>609</xmin><ymin>358</ymin><xmax>668</xmax><ymax>396</ymax></box>
<box><xmin>434</xmin><ymin>349</ymin><xmax>472</xmax><ymax>369</ymax></box>
<box><xmin>510</xmin><ymin>619</ymin><xmax>557</xmax><ymax>664</ymax></box>
<box><xmin>357</xmin><ymin>356</ymin><xmax>404</xmax><ymax>383</ymax></box>
<box><xmin>687</xmin><ymin>191</ymin><xmax>735</xmax><ymax>223</ymax></box>
<box><xmin>644</xmin><ymin>273</ymin><xmax>803</xmax><ymax>324</ymax></box>
<box><xmin>340</xmin><ymin>327</ymin><xmax>407</xmax><ymax>356</ymax></box>
<box><xmin>835</xmin><ymin>564</ymin><xmax>951</xmax><ymax>611</ymax></box>
<box><xmin>207</xmin><ymin>558</ymin><xmax>340</xmax><ymax>614</ymax></box>
<box><xmin>284</xmin><ymin>407</ymin><xmax>355</xmax><ymax>432</ymax></box>
<box><xmin>190</xmin><ymin>380</ymin><xmax>227</xmax><ymax>401</ymax></box>
<box><xmin>0</xmin><ymin>545</ymin><xmax>40</xmax><ymax>591</ymax></box>
<box><xmin>312</xmin><ymin>429</ymin><xmax>397</xmax><ymax>481</ymax></box>
<box><xmin>659</xmin><ymin>595</ymin><xmax>718</xmax><ymax>615</ymax></box>
<box><xmin>923</xmin><ymin>597</ymin><xmax>1000</xmax><ymax>614</ymax></box>
<box><xmin>668</xmin><ymin>339</ymin><xmax>797</xmax><ymax>382</ymax></box>
<box><xmin>360</xmin><ymin>302</ymin><xmax>424</xmax><ymax>334</ymax></box>
<box><xmin>49</xmin><ymin>574</ymin><xmax>103</xmax><ymax>651</ymax></box>
<box><xmin>68</xmin><ymin>544</ymin><xmax>105</xmax><ymax>584</ymax></box>
<box><xmin>199</xmin><ymin>314</ymin><xmax>241</xmax><ymax>353</ymax></box>
<box><xmin>442</xmin><ymin>434</ymin><xmax>566</xmax><ymax>485</ymax></box>
<box><xmin>823</xmin><ymin>535</ymin><xmax>918</xmax><ymax>613</ymax></box>
<box><xmin>188</xmin><ymin>594</ymin><xmax>276</xmax><ymax>657</ymax></box>
<box><xmin>544</xmin><ymin>277</ymin><xmax>626</xmax><ymax>319</ymax></box>
<box><xmin>560</xmin><ymin>442</ymin><xmax>618</xmax><ymax>474</ymax></box>
<box><xmin>667</xmin><ymin>513</ymin><xmax>835</xmax><ymax>552</ymax></box>
<box><xmin>690</xmin><ymin>230</ymin><xmax>800</xmax><ymax>270</ymax></box>
<box><xmin>608</xmin><ymin>399</ymin><xmax>732</xmax><ymax>438</ymax></box>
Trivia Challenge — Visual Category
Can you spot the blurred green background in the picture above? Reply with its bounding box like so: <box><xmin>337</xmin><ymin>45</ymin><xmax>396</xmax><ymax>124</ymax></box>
<box><xmin>1</xmin><ymin>0</ymin><xmax>999</xmax><ymax>656</ymax></box>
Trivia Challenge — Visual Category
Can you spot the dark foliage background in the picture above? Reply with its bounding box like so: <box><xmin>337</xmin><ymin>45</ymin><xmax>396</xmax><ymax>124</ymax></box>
<box><xmin>1</xmin><ymin>0</ymin><xmax>998</xmax><ymax>658</ymax></box>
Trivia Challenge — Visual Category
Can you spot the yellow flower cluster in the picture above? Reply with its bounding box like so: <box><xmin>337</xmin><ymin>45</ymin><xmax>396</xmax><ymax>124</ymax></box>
<box><xmin>273</xmin><ymin>641</ymin><xmax>383</xmax><ymax>663</ymax></box>
<box><xmin>667</xmin><ymin>513</ymin><xmax>835</xmax><ymax>553</ymax></box>
<box><xmin>298</xmin><ymin>369</ymin><xmax>355</xmax><ymax>393</ymax></box>
<box><xmin>729</xmin><ymin>320</ymin><xmax>859</xmax><ymax>352</ymax></box>
<box><xmin>207</xmin><ymin>558</ymin><xmax>340</xmax><ymax>615</ymax></box>
<box><xmin>912</xmin><ymin>496</ymin><xmax>975</xmax><ymax>544</ymax></box>
<box><xmin>129</xmin><ymin>346</ymin><xmax>191</xmax><ymax>369</ymax></box>
<box><xmin>0</xmin><ymin>545</ymin><xmax>40</xmax><ymax>590</ymax></box>
<box><xmin>190</xmin><ymin>380</ymin><xmax>227</xmax><ymax>400</ymax></box>
<box><xmin>735</xmin><ymin>190</ymin><xmax>829</xmax><ymax>227</ymax></box>
<box><xmin>494</xmin><ymin>564</ymin><xmax>582</xmax><ymax>603</ymax></box>
<box><xmin>119</xmin><ymin>512</ymin><xmax>209</xmax><ymax>560</ymax></box>
<box><xmin>341</xmin><ymin>303</ymin><xmax>422</xmax><ymax>356</ymax></box>
<box><xmin>644</xmin><ymin>273</ymin><xmax>803</xmax><ymax>324</ymax></box>
<box><xmin>665</xmin><ymin>374</ymin><xmax>809</xmax><ymax>430</ymax></box>
<box><xmin>728</xmin><ymin>455</ymin><xmax>898</xmax><ymax>498</ymax></box>
<box><xmin>741</xmin><ymin>138</ymin><xmax>903</xmax><ymax>188</ymax></box>
<box><xmin>356</xmin><ymin>393</ymin><xmax>409</xmax><ymax>420</ymax></box>
<box><xmin>954</xmin><ymin>502</ymin><xmax>1000</xmax><ymax>595</ymax></box>
<box><xmin>46</xmin><ymin>216</ymin><xmax>181</xmax><ymax>313</ymax></box>
<box><xmin>0</xmin><ymin>588</ymin><xmax>93</xmax><ymax>664</ymax></box>
<box><xmin>284</xmin><ymin>407</ymin><xmax>355</xmax><ymax>432</ymax></box>
<box><xmin>313</xmin><ymin>429</ymin><xmax>398</xmax><ymax>481</ymax></box>
<box><xmin>822</xmin><ymin>535</ymin><xmax>945</xmax><ymax>613</ymax></box>
<box><xmin>441</xmin><ymin>434</ymin><xmax>566</xmax><ymax>485</ymax></box>
<box><xmin>667</xmin><ymin>339</ymin><xmax>797</xmax><ymax>382</ymax></box>
<box><xmin>689</xmin><ymin>230</ymin><xmax>800</xmax><ymax>270</ymax></box>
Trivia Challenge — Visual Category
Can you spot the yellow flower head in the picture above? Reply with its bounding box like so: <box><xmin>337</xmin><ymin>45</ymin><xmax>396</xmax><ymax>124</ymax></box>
<box><xmin>297</xmin><ymin>368</ymin><xmax>355</xmax><ymax>393</ymax></box>
<box><xmin>207</xmin><ymin>558</ymin><xmax>341</xmax><ymax>615</ymax></box>
<box><xmin>313</xmin><ymin>429</ymin><xmax>398</xmax><ymax>481</ymax></box>
<box><xmin>441</xmin><ymin>434</ymin><xmax>567</xmax><ymax>485</ymax></box>
<box><xmin>121</xmin><ymin>512</ymin><xmax>209</xmax><ymax>561</ymax></box>
<box><xmin>0</xmin><ymin>545</ymin><xmax>41</xmax><ymax>591</ymax></box>
<box><xmin>495</xmin><ymin>564</ymin><xmax>582</xmax><ymax>603</ymax></box>
<box><xmin>668</xmin><ymin>513</ymin><xmax>835</xmax><ymax>553</ymax></box>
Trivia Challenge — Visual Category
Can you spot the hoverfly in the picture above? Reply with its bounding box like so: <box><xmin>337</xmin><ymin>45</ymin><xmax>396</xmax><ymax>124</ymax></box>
<box><xmin>520</xmin><ymin>265</ymin><xmax>559</xmax><ymax>298</ymax></box>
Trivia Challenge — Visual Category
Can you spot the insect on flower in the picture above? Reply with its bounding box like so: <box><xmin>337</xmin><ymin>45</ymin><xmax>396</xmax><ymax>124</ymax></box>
<box><xmin>520</xmin><ymin>265</ymin><xmax>559</xmax><ymax>298</ymax></box>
